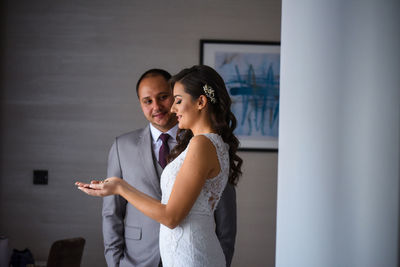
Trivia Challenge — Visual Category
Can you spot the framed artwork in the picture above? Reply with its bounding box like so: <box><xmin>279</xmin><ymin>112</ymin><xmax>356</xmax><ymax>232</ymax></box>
<box><xmin>200</xmin><ymin>40</ymin><xmax>280</xmax><ymax>151</ymax></box>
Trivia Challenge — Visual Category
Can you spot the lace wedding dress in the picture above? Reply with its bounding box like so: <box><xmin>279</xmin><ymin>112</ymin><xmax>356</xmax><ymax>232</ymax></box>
<box><xmin>159</xmin><ymin>133</ymin><xmax>229</xmax><ymax>267</ymax></box>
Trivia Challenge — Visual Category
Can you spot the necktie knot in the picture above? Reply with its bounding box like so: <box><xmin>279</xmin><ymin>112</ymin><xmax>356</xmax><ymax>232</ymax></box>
<box><xmin>159</xmin><ymin>133</ymin><xmax>170</xmax><ymax>143</ymax></box>
<box><xmin>158</xmin><ymin>133</ymin><xmax>170</xmax><ymax>168</ymax></box>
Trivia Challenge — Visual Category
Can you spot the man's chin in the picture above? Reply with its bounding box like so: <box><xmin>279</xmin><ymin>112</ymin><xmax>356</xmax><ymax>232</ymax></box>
<box><xmin>151</xmin><ymin>121</ymin><xmax>170</xmax><ymax>130</ymax></box>
<box><xmin>152</xmin><ymin>119</ymin><xmax>177</xmax><ymax>130</ymax></box>
<box><xmin>152</xmin><ymin>118</ymin><xmax>168</xmax><ymax>126</ymax></box>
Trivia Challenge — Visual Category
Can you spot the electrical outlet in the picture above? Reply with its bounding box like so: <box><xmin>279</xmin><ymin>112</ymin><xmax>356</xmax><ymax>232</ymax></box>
<box><xmin>33</xmin><ymin>170</ymin><xmax>48</xmax><ymax>185</ymax></box>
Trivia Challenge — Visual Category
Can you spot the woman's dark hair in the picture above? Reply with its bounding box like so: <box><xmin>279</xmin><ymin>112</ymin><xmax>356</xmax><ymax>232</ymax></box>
<box><xmin>168</xmin><ymin>65</ymin><xmax>243</xmax><ymax>185</ymax></box>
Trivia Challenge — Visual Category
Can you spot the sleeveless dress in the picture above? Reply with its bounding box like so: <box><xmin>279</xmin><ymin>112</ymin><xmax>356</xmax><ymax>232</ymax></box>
<box><xmin>159</xmin><ymin>133</ymin><xmax>229</xmax><ymax>267</ymax></box>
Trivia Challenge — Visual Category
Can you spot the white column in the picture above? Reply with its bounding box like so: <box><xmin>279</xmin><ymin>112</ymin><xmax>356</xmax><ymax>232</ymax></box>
<box><xmin>276</xmin><ymin>1</ymin><xmax>400</xmax><ymax>267</ymax></box>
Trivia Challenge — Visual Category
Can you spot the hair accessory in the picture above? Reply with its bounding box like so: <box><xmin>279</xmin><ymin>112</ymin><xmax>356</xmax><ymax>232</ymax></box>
<box><xmin>203</xmin><ymin>84</ymin><xmax>217</xmax><ymax>104</ymax></box>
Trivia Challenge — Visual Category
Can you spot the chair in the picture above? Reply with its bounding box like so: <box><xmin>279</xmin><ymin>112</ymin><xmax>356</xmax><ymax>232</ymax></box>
<box><xmin>45</xmin><ymin>237</ymin><xmax>85</xmax><ymax>267</ymax></box>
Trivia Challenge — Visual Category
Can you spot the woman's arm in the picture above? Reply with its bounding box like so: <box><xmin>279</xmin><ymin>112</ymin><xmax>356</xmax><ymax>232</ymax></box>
<box><xmin>76</xmin><ymin>135</ymin><xmax>219</xmax><ymax>229</ymax></box>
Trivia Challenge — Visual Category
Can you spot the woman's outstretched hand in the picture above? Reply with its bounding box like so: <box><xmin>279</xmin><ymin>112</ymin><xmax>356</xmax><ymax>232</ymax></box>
<box><xmin>75</xmin><ymin>177</ymin><xmax>123</xmax><ymax>197</ymax></box>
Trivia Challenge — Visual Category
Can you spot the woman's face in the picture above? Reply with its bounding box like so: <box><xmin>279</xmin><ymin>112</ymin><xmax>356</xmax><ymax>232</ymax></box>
<box><xmin>171</xmin><ymin>82</ymin><xmax>200</xmax><ymax>130</ymax></box>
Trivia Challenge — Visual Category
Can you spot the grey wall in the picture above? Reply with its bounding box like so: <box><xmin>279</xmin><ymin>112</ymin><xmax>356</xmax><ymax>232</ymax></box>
<box><xmin>0</xmin><ymin>1</ymin><xmax>281</xmax><ymax>266</ymax></box>
<box><xmin>276</xmin><ymin>0</ymin><xmax>400</xmax><ymax>266</ymax></box>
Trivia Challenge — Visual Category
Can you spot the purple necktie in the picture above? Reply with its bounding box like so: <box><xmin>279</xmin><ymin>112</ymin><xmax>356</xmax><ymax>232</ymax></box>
<box><xmin>158</xmin><ymin>133</ymin><xmax>170</xmax><ymax>168</ymax></box>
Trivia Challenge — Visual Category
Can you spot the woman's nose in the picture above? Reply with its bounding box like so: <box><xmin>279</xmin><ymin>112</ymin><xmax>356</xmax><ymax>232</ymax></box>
<box><xmin>170</xmin><ymin>103</ymin><xmax>176</xmax><ymax>113</ymax></box>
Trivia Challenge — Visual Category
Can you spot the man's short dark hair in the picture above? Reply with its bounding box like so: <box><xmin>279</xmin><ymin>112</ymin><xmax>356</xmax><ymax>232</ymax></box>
<box><xmin>136</xmin><ymin>69</ymin><xmax>172</xmax><ymax>97</ymax></box>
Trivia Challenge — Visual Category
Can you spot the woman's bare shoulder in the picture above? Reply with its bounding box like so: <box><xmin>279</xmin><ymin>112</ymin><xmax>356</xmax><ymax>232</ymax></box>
<box><xmin>189</xmin><ymin>134</ymin><xmax>214</xmax><ymax>148</ymax></box>
<box><xmin>187</xmin><ymin>135</ymin><xmax>217</xmax><ymax>157</ymax></box>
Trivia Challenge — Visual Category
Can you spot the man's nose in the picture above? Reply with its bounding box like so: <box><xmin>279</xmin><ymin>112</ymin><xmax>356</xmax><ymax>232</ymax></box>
<box><xmin>153</xmin><ymin>99</ymin><xmax>162</xmax><ymax>110</ymax></box>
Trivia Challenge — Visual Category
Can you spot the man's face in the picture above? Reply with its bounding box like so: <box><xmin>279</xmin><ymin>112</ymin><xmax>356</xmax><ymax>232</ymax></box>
<box><xmin>138</xmin><ymin>75</ymin><xmax>177</xmax><ymax>132</ymax></box>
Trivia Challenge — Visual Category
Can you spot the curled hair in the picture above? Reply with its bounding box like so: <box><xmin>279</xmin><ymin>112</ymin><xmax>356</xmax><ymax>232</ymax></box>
<box><xmin>168</xmin><ymin>65</ymin><xmax>243</xmax><ymax>185</ymax></box>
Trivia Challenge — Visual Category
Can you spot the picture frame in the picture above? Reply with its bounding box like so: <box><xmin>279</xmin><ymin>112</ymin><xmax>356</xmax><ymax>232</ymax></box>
<box><xmin>200</xmin><ymin>40</ymin><xmax>280</xmax><ymax>151</ymax></box>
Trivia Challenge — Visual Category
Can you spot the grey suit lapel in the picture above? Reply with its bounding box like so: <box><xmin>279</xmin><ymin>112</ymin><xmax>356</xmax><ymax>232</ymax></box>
<box><xmin>137</xmin><ymin>125</ymin><xmax>162</xmax><ymax>196</ymax></box>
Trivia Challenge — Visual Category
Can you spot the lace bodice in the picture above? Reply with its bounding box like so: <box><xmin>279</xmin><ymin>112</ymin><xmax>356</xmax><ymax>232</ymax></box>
<box><xmin>159</xmin><ymin>133</ymin><xmax>229</xmax><ymax>267</ymax></box>
<box><xmin>160</xmin><ymin>133</ymin><xmax>229</xmax><ymax>214</ymax></box>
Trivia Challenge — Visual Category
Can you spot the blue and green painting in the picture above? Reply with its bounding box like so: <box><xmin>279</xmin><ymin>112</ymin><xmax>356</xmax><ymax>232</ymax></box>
<box><xmin>215</xmin><ymin>52</ymin><xmax>280</xmax><ymax>138</ymax></box>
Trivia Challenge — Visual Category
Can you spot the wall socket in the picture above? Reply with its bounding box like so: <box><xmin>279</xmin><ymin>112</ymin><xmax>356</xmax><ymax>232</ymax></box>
<box><xmin>33</xmin><ymin>170</ymin><xmax>48</xmax><ymax>185</ymax></box>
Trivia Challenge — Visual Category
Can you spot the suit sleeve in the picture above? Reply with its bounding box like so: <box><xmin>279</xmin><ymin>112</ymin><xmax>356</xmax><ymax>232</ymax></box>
<box><xmin>214</xmin><ymin>183</ymin><xmax>237</xmax><ymax>267</ymax></box>
<box><xmin>102</xmin><ymin>139</ymin><xmax>128</xmax><ymax>267</ymax></box>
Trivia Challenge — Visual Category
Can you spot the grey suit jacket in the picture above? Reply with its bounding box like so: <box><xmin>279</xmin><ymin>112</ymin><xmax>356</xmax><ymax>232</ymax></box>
<box><xmin>102</xmin><ymin>125</ymin><xmax>237</xmax><ymax>267</ymax></box>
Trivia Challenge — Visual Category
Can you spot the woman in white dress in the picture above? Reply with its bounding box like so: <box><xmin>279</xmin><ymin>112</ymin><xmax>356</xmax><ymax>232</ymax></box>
<box><xmin>76</xmin><ymin>65</ymin><xmax>243</xmax><ymax>267</ymax></box>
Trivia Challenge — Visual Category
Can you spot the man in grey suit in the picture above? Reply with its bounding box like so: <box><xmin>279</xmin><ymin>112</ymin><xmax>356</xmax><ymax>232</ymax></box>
<box><xmin>102</xmin><ymin>69</ymin><xmax>237</xmax><ymax>267</ymax></box>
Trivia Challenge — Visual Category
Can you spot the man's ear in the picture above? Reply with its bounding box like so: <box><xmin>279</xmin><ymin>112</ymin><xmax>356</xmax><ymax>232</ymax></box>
<box><xmin>198</xmin><ymin>95</ymin><xmax>208</xmax><ymax>110</ymax></box>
